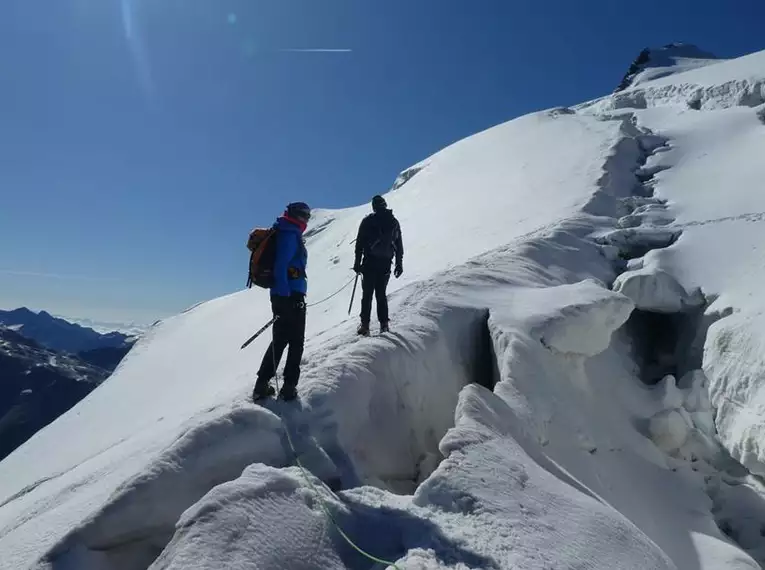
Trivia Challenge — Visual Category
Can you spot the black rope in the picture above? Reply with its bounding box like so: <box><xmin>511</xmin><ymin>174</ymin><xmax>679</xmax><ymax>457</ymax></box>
<box><xmin>306</xmin><ymin>276</ymin><xmax>356</xmax><ymax>308</ymax></box>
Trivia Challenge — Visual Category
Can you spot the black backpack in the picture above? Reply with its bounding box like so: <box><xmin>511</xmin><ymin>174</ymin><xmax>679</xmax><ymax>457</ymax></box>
<box><xmin>367</xmin><ymin>214</ymin><xmax>399</xmax><ymax>260</ymax></box>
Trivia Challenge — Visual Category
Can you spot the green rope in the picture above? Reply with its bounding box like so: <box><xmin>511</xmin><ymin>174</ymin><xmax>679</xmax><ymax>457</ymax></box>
<box><xmin>283</xmin><ymin>426</ymin><xmax>402</xmax><ymax>569</ymax></box>
<box><xmin>272</xmin><ymin>355</ymin><xmax>401</xmax><ymax>569</ymax></box>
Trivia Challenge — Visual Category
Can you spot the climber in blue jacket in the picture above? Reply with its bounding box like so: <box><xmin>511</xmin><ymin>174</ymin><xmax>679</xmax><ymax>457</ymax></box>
<box><xmin>253</xmin><ymin>202</ymin><xmax>311</xmax><ymax>402</ymax></box>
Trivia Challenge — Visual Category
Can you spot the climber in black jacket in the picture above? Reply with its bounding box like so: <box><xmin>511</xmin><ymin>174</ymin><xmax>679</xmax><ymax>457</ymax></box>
<box><xmin>353</xmin><ymin>195</ymin><xmax>404</xmax><ymax>335</ymax></box>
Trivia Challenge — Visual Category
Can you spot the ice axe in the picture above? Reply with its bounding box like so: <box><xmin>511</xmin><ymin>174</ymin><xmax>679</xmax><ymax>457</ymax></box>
<box><xmin>240</xmin><ymin>316</ymin><xmax>278</xmax><ymax>350</ymax></box>
<box><xmin>348</xmin><ymin>273</ymin><xmax>359</xmax><ymax>315</ymax></box>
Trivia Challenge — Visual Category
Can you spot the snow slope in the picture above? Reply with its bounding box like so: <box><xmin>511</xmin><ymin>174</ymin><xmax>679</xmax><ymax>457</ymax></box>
<box><xmin>615</xmin><ymin>43</ymin><xmax>721</xmax><ymax>92</ymax></box>
<box><xmin>595</xmin><ymin>48</ymin><xmax>765</xmax><ymax>113</ymax></box>
<box><xmin>2</xmin><ymin>47</ymin><xmax>765</xmax><ymax>570</ymax></box>
<box><xmin>580</xmin><ymin>49</ymin><xmax>765</xmax><ymax>481</ymax></box>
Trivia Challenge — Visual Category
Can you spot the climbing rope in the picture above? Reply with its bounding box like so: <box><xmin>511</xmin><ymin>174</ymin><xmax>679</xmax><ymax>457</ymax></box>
<box><xmin>241</xmin><ymin>276</ymin><xmax>356</xmax><ymax>350</ymax></box>
<box><xmin>306</xmin><ymin>275</ymin><xmax>357</xmax><ymax>308</ymax></box>
<box><xmin>282</xmin><ymin>424</ymin><xmax>402</xmax><ymax>569</ymax></box>
<box><xmin>270</xmin><ymin>332</ymin><xmax>401</xmax><ymax>570</ymax></box>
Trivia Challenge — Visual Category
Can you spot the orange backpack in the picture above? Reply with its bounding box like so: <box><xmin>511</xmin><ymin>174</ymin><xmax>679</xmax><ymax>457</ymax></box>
<box><xmin>246</xmin><ymin>228</ymin><xmax>277</xmax><ymax>289</ymax></box>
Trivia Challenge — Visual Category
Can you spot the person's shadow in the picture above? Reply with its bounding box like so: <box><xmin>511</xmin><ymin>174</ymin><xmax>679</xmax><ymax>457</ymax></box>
<box><xmin>263</xmin><ymin>398</ymin><xmax>351</xmax><ymax>490</ymax></box>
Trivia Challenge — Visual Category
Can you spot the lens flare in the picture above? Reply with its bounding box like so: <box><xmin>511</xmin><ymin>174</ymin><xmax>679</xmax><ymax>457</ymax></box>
<box><xmin>120</xmin><ymin>0</ymin><xmax>155</xmax><ymax>102</ymax></box>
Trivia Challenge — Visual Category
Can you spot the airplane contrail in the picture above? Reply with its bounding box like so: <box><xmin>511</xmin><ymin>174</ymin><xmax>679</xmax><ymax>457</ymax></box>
<box><xmin>0</xmin><ymin>269</ymin><xmax>119</xmax><ymax>282</ymax></box>
<box><xmin>278</xmin><ymin>48</ymin><xmax>353</xmax><ymax>53</ymax></box>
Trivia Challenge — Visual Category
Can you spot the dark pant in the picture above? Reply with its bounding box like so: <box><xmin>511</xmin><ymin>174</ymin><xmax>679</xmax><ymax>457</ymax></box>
<box><xmin>256</xmin><ymin>295</ymin><xmax>306</xmax><ymax>390</ymax></box>
<box><xmin>360</xmin><ymin>259</ymin><xmax>391</xmax><ymax>326</ymax></box>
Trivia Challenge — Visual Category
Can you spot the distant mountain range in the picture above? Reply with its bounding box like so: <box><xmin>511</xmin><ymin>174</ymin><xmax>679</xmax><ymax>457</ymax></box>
<box><xmin>0</xmin><ymin>309</ymin><xmax>139</xmax><ymax>461</ymax></box>
<box><xmin>0</xmin><ymin>307</ymin><xmax>135</xmax><ymax>354</ymax></box>
<box><xmin>62</xmin><ymin>315</ymin><xmax>149</xmax><ymax>337</ymax></box>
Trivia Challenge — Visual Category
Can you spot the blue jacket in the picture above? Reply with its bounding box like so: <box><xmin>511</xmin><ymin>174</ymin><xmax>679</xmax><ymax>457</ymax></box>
<box><xmin>271</xmin><ymin>217</ymin><xmax>308</xmax><ymax>297</ymax></box>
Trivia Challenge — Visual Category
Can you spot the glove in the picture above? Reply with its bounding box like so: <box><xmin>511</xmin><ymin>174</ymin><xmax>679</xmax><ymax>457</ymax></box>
<box><xmin>353</xmin><ymin>261</ymin><xmax>362</xmax><ymax>274</ymax></box>
<box><xmin>394</xmin><ymin>263</ymin><xmax>403</xmax><ymax>278</ymax></box>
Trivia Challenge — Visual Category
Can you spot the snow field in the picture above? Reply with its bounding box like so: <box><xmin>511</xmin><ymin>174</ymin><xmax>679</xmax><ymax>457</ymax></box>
<box><xmin>76</xmin><ymin>105</ymin><xmax>765</xmax><ymax>567</ymax></box>
<box><xmin>117</xmin><ymin>46</ymin><xmax>765</xmax><ymax>569</ymax></box>
<box><xmin>584</xmin><ymin>48</ymin><xmax>765</xmax><ymax>114</ymax></box>
<box><xmin>0</xmin><ymin>109</ymin><xmax>629</xmax><ymax>569</ymax></box>
<box><xmin>152</xmin><ymin>234</ymin><xmax>665</xmax><ymax>570</ymax></box>
<box><xmin>589</xmin><ymin>53</ymin><xmax>765</xmax><ymax>566</ymax></box>
<box><xmin>3</xmin><ymin>48</ymin><xmax>765</xmax><ymax>570</ymax></box>
<box><xmin>156</xmin><ymin>212</ymin><xmax>763</xmax><ymax>569</ymax></box>
<box><xmin>598</xmin><ymin>54</ymin><xmax>765</xmax><ymax>483</ymax></box>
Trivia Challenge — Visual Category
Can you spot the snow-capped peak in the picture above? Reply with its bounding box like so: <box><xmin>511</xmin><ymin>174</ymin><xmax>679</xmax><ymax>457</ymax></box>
<box><xmin>615</xmin><ymin>43</ymin><xmax>721</xmax><ymax>92</ymax></box>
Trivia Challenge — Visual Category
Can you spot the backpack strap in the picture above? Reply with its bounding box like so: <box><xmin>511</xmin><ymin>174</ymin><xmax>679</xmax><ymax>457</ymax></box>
<box><xmin>246</xmin><ymin>251</ymin><xmax>254</xmax><ymax>288</ymax></box>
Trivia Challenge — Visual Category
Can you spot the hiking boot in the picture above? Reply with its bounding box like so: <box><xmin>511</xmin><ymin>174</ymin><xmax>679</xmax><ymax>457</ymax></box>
<box><xmin>380</xmin><ymin>322</ymin><xmax>390</xmax><ymax>334</ymax></box>
<box><xmin>252</xmin><ymin>383</ymin><xmax>275</xmax><ymax>402</ymax></box>
<box><xmin>357</xmin><ymin>323</ymin><xmax>370</xmax><ymax>336</ymax></box>
<box><xmin>279</xmin><ymin>386</ymin><xmax>298</xmax><ymax>402</ymax></box>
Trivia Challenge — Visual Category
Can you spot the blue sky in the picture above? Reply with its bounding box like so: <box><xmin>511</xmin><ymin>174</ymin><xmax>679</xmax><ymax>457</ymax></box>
<box><xmin>1</xmin><ymin>0</ymin><xmax>763</xmax><ymax>326</ymax></box>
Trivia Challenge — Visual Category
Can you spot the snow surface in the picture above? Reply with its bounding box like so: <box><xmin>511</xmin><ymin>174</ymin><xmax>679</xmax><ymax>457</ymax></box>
<box><xmin>586</xmin><ymin>49</ymin><xmax>765</xmax><ymax>113</ymax></box>
<box><xmin>3</xmin><ymin>47</ymin><xmax>765</xmax><ymax>570</ymax></box>
<box><xmin>620</xmin><ymin>44</ymin><xmax>721</xmax><ymax>90</ymax></box>
<box><xmin>587</xmin><ymin>50</ymin><xmax>765</xmax><ymax>481</ymax></box>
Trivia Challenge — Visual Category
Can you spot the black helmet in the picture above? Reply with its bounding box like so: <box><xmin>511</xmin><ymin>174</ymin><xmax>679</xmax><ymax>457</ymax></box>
<box><xmin>286</xmin><ymin>202</ymin><xmax>311</xmax><ymax>222</ymax></box>
<box><xmin>371</xmin><ymin>195</ymin><xmax>387</xmax><ymax>212</ymax></box>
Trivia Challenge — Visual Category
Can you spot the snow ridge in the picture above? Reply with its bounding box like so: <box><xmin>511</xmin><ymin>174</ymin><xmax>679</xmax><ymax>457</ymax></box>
<box><xmin>4</xmin><ymin>47</ymin><xmax>765</xmax><ymax>570</ymax></box>
<box><xmin>593</xmin><ymin>83</ymin><xmax>765</xmax><ymax>565</ymax></box>
<box><xmin>598</xmin><ymin>78</ymin><xmax>765</xmax><ymax>112</ymax></box>
<box><xmin>615</xmin><ymin>43</ymin><xmax>720</xmax><ymax>92</ymax></box>
<box><xmin>151</xmin><ymin>108</ymin><xmax>762</xmax><ymax>569</ymax></box>
<box><xmin>587</xmin><ymin>50</ymin><xmax>765</xmax><ymax>114</ymax></box>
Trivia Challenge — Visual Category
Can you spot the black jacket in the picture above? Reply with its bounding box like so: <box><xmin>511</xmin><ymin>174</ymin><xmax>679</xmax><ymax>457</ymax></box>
<box><xmin>354</xmin><ymin>209</ymin><xmax>403</xmax><ymax>268</ymax></box>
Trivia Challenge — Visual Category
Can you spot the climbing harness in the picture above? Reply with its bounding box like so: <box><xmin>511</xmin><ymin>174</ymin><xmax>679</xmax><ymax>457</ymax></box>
<box><xmin>270</xmin><ymin>331</ymin><xmax>401</xmax><ymax>569</ymax></box>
